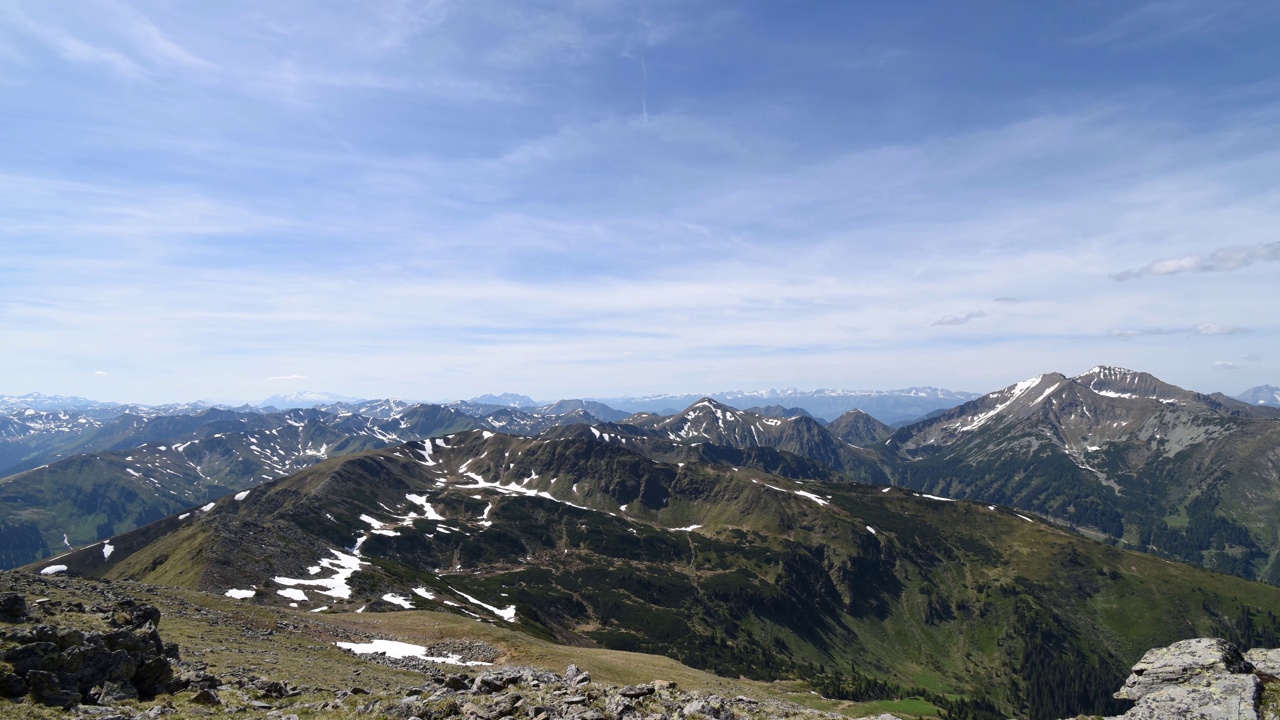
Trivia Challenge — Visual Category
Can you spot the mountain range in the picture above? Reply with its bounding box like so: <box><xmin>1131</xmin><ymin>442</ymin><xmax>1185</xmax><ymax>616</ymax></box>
<box><xmin>8</xmin><ymin>364</ymin><xmax>1280</xmax><ymax>718</ymax></box>
<box><xmin>6</xmin><ymin>366</ymin><xmax>1280</xmax><ymax>583</ymax></box>
<box><xmin>37</xmin><ymin>428</ymin><xmax>1280</xmax><ymax>719</ymax></box>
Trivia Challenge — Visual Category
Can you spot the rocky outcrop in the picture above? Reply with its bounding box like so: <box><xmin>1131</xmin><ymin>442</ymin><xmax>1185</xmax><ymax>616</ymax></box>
<box><xmin>330</xmin><ymin>654</ymin><xmax>866</xmax><ymax>720</ymax></box>
<box><xmin>1079</xmin><ymin>638</ymin><xmax>1280</xmax><ymax>720</ymax></box>
<box><xmin>0</xmin><ymin>591</ymin><xmax>182</xmax><ymax>708</ymax></box>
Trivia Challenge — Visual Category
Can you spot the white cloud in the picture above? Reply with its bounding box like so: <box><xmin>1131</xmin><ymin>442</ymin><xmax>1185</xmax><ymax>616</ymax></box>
<box><xmin>1112</xmin><ymin>241</ymin><xmax>1280</xmax><ymax>281</ymax></box>
<box><xmin>268</xmin><ymin>375</ymin><xmax>308</xmax><ymax>381</ymax></box>
<box><xmin>1193</xmin><ymin>324</ymin><xmax>1249</xmax><ymax>336</ymax></box>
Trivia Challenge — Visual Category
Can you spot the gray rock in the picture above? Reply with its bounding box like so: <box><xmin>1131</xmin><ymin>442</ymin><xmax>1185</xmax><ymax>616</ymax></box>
<box><xmin>1116</xmin><ymin>637</ymin><xmax>1253</xmax><ymax>702</ymax></box>
<box><xmin>1112</xmin><ymin>673</ymin><xmax>1260</xmax><ymax>720</ymax></box>
<box><xmin>1246</xmin><ymin>648</ymin><xmax>1280</xmax><ymax>676</ymax></box>
<box><xmin>0</xmin><ymin>670</ymin><xmax>28</xmax><ymax>698</ymax></box>
<box><xmin>0</xmin><ymin>593</ymin><xmax>26</xmax><ymax>621</ymax></box>
<box><xmin>565</xmin><ymin>664</ymin><xmax>590</xmax><ymax>686</ymax></box>
<box><xmin>190</xmin><ymin>688</ymin><xmax>221</xmax><ymax>705</ymax></box>
<box><xmin>26</xmin><ymin>669</ymin><xmax>81</xmax><ymax>708</ymax></box>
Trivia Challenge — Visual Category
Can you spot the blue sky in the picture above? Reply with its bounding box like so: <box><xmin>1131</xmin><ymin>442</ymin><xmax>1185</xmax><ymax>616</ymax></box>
<box><xmin>2</xmin><ymin>0</ymin><xmax>1279</xmax><ymax>404</ymax></box>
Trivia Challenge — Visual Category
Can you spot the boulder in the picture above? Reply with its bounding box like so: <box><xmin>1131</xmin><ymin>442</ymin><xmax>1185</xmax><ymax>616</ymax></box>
<box><xmin>0</xmin><ymin>594</ymin><xmax>27</xmax><ymax>622</ymax></box>
<box><xmin>1246</xmin><ymin>648</ymin><xmax>1280</xmax><ymax>676</ymax></box>
<box><xmin>1078</xmin><ymin>638</ymin><xmax>1278</xmax><ymax>720</ymax></box>
<box><xmin>25</xmin><ymin>669</ymin><xmax>81</xmax><ymax>708</ymax></box>
<box><xmin>1113</xmin><ymin>673</ymin><xmax>1260</xmax><ymax>720</ymax></box>
<box><xmin>1115</xmin><ymin>638</ymin><xmax>1253</xmax><ymax>702</ymax></box>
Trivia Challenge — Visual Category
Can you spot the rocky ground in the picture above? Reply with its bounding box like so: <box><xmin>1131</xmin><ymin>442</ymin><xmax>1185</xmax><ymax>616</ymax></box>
<box><xmin>0</xmin><ymin>572</ymin><xmax>904</xmax><ymax>720</ymax></box>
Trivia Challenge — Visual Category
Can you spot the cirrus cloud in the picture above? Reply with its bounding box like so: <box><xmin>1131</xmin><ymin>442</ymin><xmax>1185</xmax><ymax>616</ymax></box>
<box><xmin>1112</xmin><ymin>241</ymin><xmax>1280</xmax><ymax>281</ymax></box>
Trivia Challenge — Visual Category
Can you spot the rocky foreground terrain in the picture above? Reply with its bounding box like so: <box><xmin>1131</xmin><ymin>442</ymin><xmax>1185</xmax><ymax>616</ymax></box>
<box><xmin>13</xmin><ymin>566</ymin><xmax>1280</xmax><ymax>719</ymax></box>
<box><xmin>0</xmin><ymin>571</ymin><xmax>903</xmax><ymax>720</ymax></box>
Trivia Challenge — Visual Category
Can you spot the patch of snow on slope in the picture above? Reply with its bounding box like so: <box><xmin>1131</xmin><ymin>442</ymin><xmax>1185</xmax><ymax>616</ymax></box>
<box><xmin>382</xmin><ymin>593</ymin><xmax>413</xmax><ymax>609</ymax></box>
<box><xmin>1031</xmin><ymin>383</ymin><xmax>1061</xmax><ymax>406</ymax></box>
<box><xmin>278</xmin><ymin>588</ymin><xmax>308</xmax><ymax>602</ymax></box>
<box><xmin>959</xmin><ymin>375</ymin><xmax>1043</xmax><ymax>432</ymax></box>
<box><xmin>335</xmin><ymin>639</ymin><xmax>491</xmax><ymax>666</ymax></box>
<box><xmin>759</xmin><ymin>482</ymin><xmax>830</xmax><ymax>506</ymax></box>
<box><xmin>792</xmin><ymin>490</ymin><xmax>830</xmax><ymax>506</ymax></box>
<box><xmin>225</xmin><ymin>589</ymin><xmax>255</xmax><ymax>599</ymax></box>
<box><xmin>406</xmin><ymin>494</ymin><xmax>446</xmax><ymax>520</ymax></box>
<box><xmin>453</xmin><ymin>590</ymin><xmax>517</xmax><ymax>621</ymax></box>
<box><xmin>234</xmin><ymin>490</ymin><xmax>250</xmax><ymax>501</ymax></box>
<box><xmin>674</xmin><ymin>524</ymin><xmax>702</xmax><ymax>532</ymax></box>
<box><xmin>274</xmin><ymin>549</ymin><xmax>367</xmax><ymax>599</ymax></box>
<box><xmin>40</xmin><ymin>565</ymin><xmax>67</xmax><ymax>575</ymax></box>
<box><xmin>102</xmin><ymin>543</ymin><xmax>114</xmax><ymax>560</ymax></box>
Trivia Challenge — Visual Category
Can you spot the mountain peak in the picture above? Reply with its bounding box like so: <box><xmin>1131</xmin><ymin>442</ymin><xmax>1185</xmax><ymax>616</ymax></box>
<box><xmin>260</xmin><ymin>391</ymin><xmax>366</xmax><ymax>409</ymax></box>
<box><xmin>469</xmin><ymin>393</ymin><xmax>539</xmax><ymax>408</ymax></box>
<box><xmin>1236</xmin><ymin>385</ymin><xmax>1280</xmax><ymax>407</ymax></box>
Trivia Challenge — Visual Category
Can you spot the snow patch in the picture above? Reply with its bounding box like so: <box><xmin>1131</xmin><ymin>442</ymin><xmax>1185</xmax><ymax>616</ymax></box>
<box><xmin>102</xmin><ymin>543</ymin><xmax>114</xmax><ymax>560</ymax></box>
<box><xmin>335</xmin><ymin>639</ymin><xmax>492</xmax><ymax>666</ymax></box>
<box><xmin>277</xmin><ymin>588</ymin><xmax>308</xmax><ymax>602</ymax></box>
<box><xmin>959</xmin><ymin>375</ymin><xmax>1043</xmax><ymax>432</ymax></box>
<box><xmin>381</xmin><ymin>593</ymin><xmax>413</xmax><ymax>609</ymax></box>
<box><xmin>234</xmin><ymin>490</ymin><xmax>250</xmax><ymax>501</ymax></box>
<box><xmin>225</xmin><ymin>589</ymin><xmax>255</xmax><ymax>599</ymax></box>
<box><xmin>454</xmin><ymin>590</ymin><xmax>517</xmax><ymax>622</ymax></box>
<box><xmin>274</xmin><ymin>549</ymin><xmax>368</xmax><ymax>599</ymax></box>
<box><xmin>40</xmin><ymin>565</ymin><xmax>68</xmax><ymax>575</ymax></box>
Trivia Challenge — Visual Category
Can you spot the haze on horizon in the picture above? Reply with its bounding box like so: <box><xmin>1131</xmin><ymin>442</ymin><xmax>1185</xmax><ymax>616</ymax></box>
<box><xmin>2</xmin><ymin>1</ymin><xmax>1278</xmax><ymax>406</ymax></box>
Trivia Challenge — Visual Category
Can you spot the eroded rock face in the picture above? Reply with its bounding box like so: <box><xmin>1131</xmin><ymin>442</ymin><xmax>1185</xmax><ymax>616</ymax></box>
<box><xmin>1084</xmin><ymin>638</ymin><xmax>1278</xmax><ymax>720</ymax></box>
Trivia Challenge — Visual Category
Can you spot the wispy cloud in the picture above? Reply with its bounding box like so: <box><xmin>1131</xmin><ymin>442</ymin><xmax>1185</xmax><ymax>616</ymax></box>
<box><xmin>1074</xmin><ymin>0</ymin><xmax>1280</xmax><ymax>47</ymax></box>
<box><xmin>1110</xmin><ymin>325</ymin><xmax>1250</xmax><ymax>338</ymax></box>
<box><xmin>1214</xmin><ymin>361</ymin><xmax>1244</xmax><ymax>371</ymax></box>
<box><xmin>1112</xmin><ymin>241</ymin><xmax>1280</xmax><ymax>281</ymax></box>
<box><xmin>268</xmin><ymin>375</ymin><xmax>308</xmax><ymax>382</ymax></box>
<box><xmin>1108</xmin><ymin>328</ymin><xmax>1180</xmax><ymax>338</ymax></box>
<box><xmin>1193</xmin><ymin>324</ymin><xmax>1249</xmax><ymax>336</ymax></box>
<box><xmin>932</xmin><ymin>312</ymin><xmax>986</xmax><ymax>327</ymax></box>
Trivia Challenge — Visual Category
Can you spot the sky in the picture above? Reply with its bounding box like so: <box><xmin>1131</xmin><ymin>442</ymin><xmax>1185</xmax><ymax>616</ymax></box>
<box><xmin>2</xmin><ymin>0</ymin><xmax>1279</xmax><ymax>405</ymax></box>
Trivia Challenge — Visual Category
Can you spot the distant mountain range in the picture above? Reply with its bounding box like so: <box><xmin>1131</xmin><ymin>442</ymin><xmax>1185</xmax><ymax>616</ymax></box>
<box><xmin>592</xmin><ymin>387</ymin><xmax>983</xmax><ymax>424</ymax></box>
<box><xmin>6</xmin><ymin>367</ymin><xmax>1280</xmax><ymax>585</ymax></box>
